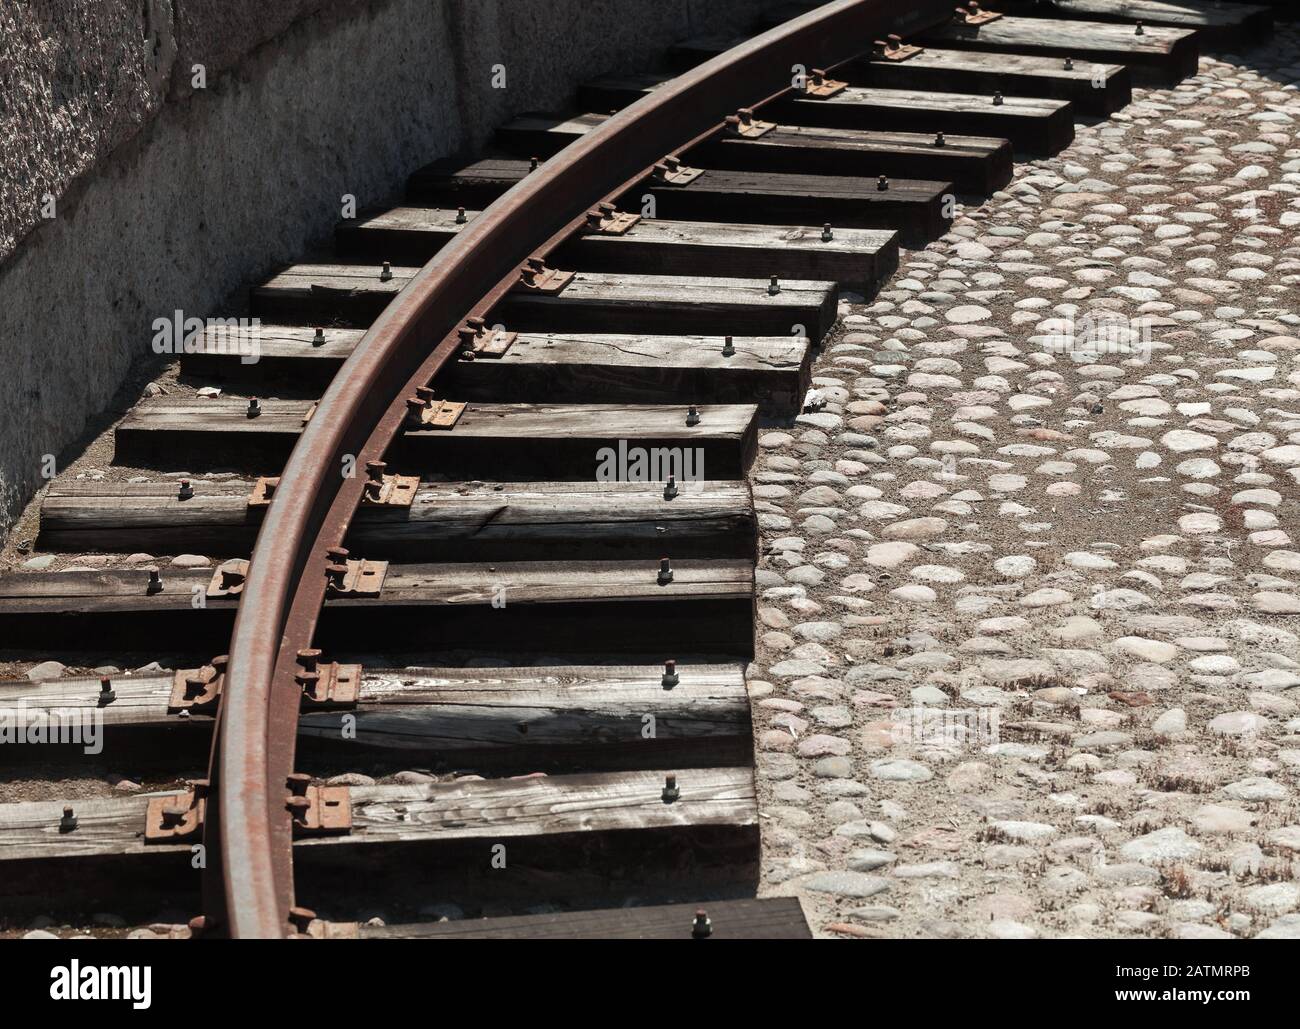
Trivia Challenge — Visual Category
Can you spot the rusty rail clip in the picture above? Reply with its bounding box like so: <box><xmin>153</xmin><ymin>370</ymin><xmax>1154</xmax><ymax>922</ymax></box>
<box><xmin>954</xmin><ymin>2</ymin><xmax>1002</xmax><ymax>24</ymax></box>
<box><xmin>207</xmin><ymin>558</ymin><xmax>249</xmax><ymax>598</ymax></box>
<box><xmin>650</xmin><ymin>156</ymin><xmax>704</xmax><ymax>186</ymax></box>
<box><xmin>724</xmin><ymin>108</ymin><xmax>775</xmax><ymax>138</ymax></box>
<box><xmin>875</xmin><ymin>34</ymin><xmax>924</xmax><ymax>60</ymax></box>
<box><xmin>324</xmin><ymin>557</ymin><xmax>387</xmax><ymax>597</ymax></box>
<box><xmin>247</xmin><ymin>476</ymin><xmax>279</xmax><ymax>507</ymax></box>
<box><xmin>361</xmin><ymin>461</ymin><xmax>418</xmax><ymax>507</ymax></box>
<box><xmin>405</xmin><ymin>388</ymin><xmax>466</xmax><ymax>429</ymax></box>
<box><xmin>803</xmin><ymin>68</ymin><xmax>847</xmax><ymax>99</ymax></box>
<box><xmin>168</xmin><ymin>657</ymin><xmax>226</xmax><ymax>714</ymax></box>
<box><xmin>583</xmin><ymin>202</ymin><xmax>641</xmax><ymax>236</ymax></box>
<box><xmin>144</xmin><ymin>781</ymin><xmax>209</xmax><ymax>844</ymax></box>
<box><xmin>286</xmin><ymin>775</ymin><xmax>352</xmax><ymax>837</ymax></box>
<box><xmin>296</xmin><ymin>651</ymin><xmax>361</xmax><ymax>710</ymax></box>
<box><xmin>457</xmin><ymin>317</ymin><xmax>518</xmax><ymax>360</ymax></box>
<box><xmin>516</xmin><ymin>257</ymin><xmax>574</xmax><ymax>294</ymax></box>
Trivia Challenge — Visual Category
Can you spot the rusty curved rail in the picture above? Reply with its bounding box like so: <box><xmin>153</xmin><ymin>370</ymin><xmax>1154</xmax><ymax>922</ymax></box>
<box><xmin>205</xmin><ymin>0</ymin><xmax>954</xmax><ymax>937</ymax></box>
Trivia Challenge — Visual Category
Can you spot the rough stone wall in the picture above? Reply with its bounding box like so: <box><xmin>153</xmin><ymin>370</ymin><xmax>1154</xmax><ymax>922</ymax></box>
<box><xmin>0</xmin><ymin>0</ymin><xmax>772</xmax><ymax>534</ymax></box>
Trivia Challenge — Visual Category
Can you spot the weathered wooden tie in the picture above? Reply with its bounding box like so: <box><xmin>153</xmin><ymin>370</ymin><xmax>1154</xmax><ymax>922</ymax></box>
<box><xmin>853</xmin><ymin>47</ymin><xmax>1130</xmax><ymax>117</ymax></box>
<box><xmin>183</xmin><ymin>322</ymin><xmax>811</xmax><ymax>413</ymax></box>
<box><xmin>39</xmin><ymin>479</ymin><xmax>758</xmax><ymax>560</ymax></box>
<box><xmin>338</xmin><ymin>202</ymin><xmax>896</xmax><ymax>291</ymax></box>
<box><xmin>497</xmin><ymin>110</ymin><xmax>1011</xmax><ymax>194</ymax></box>
<box><xmin>251</xmin><ymin>265</ymin><xmax>836</xmax><ymax>338</ymax></box>
<box><xmin>0</xmin><ymin>663</ymin><xmax>752</xmax><ymax>770</ymax></box>
<box><xmin>0</xmin><ymin>558</ymin><xmax>756</xmax><ymax>657</ymax></box>
<box><xmin>576</xmin><ymin>72</ymin><xmax>1072</xmax><ymax>154</ymax></box>
<box><xmin>920</xmin><ymin>14</ymin><xmax>1199</xmax><ymax>86</ymax></box>
<box><xmin>768</xmin><ymin>85</ymin><xmax>1075</xmax><ymax>154</ymax></box>
<box><xmin>1000</xmin><ymin>0</ymin><xmax>1273</xmax><ymax>48</ymax></box>
<box><xmin>0</xmin><ymin>768</ymin><xmax>760</xmax><ymax>912</ymax></box>
<box><xmin>364</xmin><ymin>897</ymin><xmax>812</xmax><ymax>939</ymax></box>
<box><xmin>116</xmin><ymin>399</ymin><xmax>760</xmax><ymax>478</ymax></box>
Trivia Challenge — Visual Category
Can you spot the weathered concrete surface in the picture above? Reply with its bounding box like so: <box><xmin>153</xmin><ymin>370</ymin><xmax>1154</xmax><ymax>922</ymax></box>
<box><xmin>0</xmin><ymin>0</ymin><xmax>773</xmax><ymax>533</ymax></box>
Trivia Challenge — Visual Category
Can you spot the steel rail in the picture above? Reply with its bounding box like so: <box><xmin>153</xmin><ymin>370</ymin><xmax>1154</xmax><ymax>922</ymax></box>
<box><xmin>206</xmin><ymin>0</ymin><xmax>956</xmax><ymax>938</ymax></box>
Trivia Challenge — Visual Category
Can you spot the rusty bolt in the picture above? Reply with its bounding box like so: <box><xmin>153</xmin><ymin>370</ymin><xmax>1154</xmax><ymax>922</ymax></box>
<box><xmin>456</xmin><ymin>206</ymin><xmax>467</xmax><ymax>224</ymax></box>
<box><xmin>664</xmin><ymin>475</ymin><xmax>679</xmax><ymax>501</ymax></box>
<box><xmin>935</xmin><ymin>131</ymin><xmax>945</xmax><ymax>147</ymax></box>
<box><xmin>286</xmin><ymin>773</ymin><xmax>312</xmax><ymax>797</ymax></box>
<box><xmin>211</xmin><ymin>655</ymin><xmax>229</xmax><ymax>676</ymax></box>
<box><xmin>1135</xmin><ymin>20</ymin><xmax>1144</xmax><ymax>35</ymax></box>
<box><xmin>297</xmin><ymin>648</ymin><xmax>322</xmax><ymax>672</ymax></box>
<box><xmin>246</xmin><ymin>397</ymin><xmax>261</xmax><ymax>419</ymax></box>
<box><xmin>287</xmin><ymin>796</ymin><xmax>312</xmax><ymax>824</ymax></box>
<box><xmin>821</xmin><ymin>223</ymin><xmax>833</xmax><ymax>242</ymax></box>
<box><xmin>658</xmin><ymin>557</ymin><xmax>674</xmax><ymax>585</ymax></box>
<box><xmin>993</xmin><ymin>91</ymin><xmax>1004</xmax><ymax>106</ymax></box>
<box><xmin>768</xmin><ymin>274</ymin><xmax>781</xmax><ymax>295</ymax></box>
<box><xmin>325</xmin><ymin>563</ymin><xmax>348</xmax><ymax>590</ymax></box>
<box><xmin>313</xmin><ymin>326</ymin><xmax>325</xmax><ymax>346</ymax></box>
<box><xmin>529</xmin><ymin>156</ymin><xmax>539</xmax><ymax>171</ymax></box>
<box><xmin>878</xmin><ymin>175</ymin><xmax>889</xmax><ymax>190</ymax></box>
<box><xmin>59</xmin><ymin>806</ymin><xmax>78</xmax><ymax>833</ymax></box>
<box><xmin>146</xmin><ymin>568</ymin><xmax>163</xmax><ymax>595</ymax></box>
<box><xmin>406</xmin><ymin>396</ymin><xmax>429</xmax><ymax>425</ymax></box>
<box><xmin>1064</xmin><ymin>56</ymin><xmax>1074</xmax><ymax>71</ymax></box>
<box><xmin>98</xmin><ymin>676</ymin><xmax>116</xmax><ymax>707</ymax></box>
<box><xmin>160</xmin><ymin>799</ymin><xmax>189</xmax><ymax>828</ymax></box>
<box><xmin>662</xmin><ymin>660</ymin><xmax>679</xmax><ymax>689</ymax></box>
<box><xmin>692</xmin><ymin>909</ymin><xmax>712</xmax><ymax>939</ymax></box>
<box><xmin>662</xmin><ymin>774</ymin><xmax>680</xmax><ymax>803</ymax></box>
<box><xmin>287</xmin><ymin>907</ymin><xmax>317</xmax><ymax>934</ymax></box>
<box><xmin>380</xmin><ymin>260</ymin><xmax>393</xmax><ymax>282</ymax></box>
<box><xmin>178</xmin><ymin>479</ymin><xmax>194</xmax><ymax>501</ymax></box>
<box><xmin>722</xmin><ymin>335</ymin><xmax>736</xmax><ymax>356</ymax></box>
<box><xmin>685</xmin><ymin>405</ymin><xmax>700</xmax><ymax>426</ymax></box>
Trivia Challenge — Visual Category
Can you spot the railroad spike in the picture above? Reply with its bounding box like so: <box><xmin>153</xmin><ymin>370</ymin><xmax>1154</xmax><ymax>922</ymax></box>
<box><xmin>287</xmin><ymin>907</ymin><xmax>317</xmax><ymax>934</ymax></box>
<box><xmin>661</xmin><ymin>774</ymin><xmax>680</xmax><ymax>803</ymax></box>
<box><xmin>657</xmin><ymin>556</ymin><xmax>674</xmax><ymax>585</ymax></box>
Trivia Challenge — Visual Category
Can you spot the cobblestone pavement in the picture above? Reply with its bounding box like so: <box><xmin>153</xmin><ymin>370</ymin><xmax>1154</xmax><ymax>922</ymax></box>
<box><xmin>754</xmin><ymin>29</ymin><xmax>1300</xmax><ymax>940</ymax></box>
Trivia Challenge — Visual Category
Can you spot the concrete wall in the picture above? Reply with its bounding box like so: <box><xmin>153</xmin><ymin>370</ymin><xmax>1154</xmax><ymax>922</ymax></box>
<box><xmin>0</xmin><ymin>0</ymin><xmax>772</xmax><ymax>534</ymax></box>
